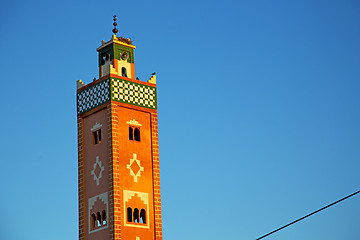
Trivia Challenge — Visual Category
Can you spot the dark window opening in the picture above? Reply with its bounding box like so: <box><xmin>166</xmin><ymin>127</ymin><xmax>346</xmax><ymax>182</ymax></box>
<box><xmin>102</xmin><ymin>210</ymin><xmax>107</xmax><ymax>225</ymax></box>
<box><xmin>91</xmin><ymin>213</ymin><xmax>96</xmax><ymax>228</ymax></box>
<box><xmin>127</xmin><ymin>207</ymin><xmax>133</xmax><ymax>222</ymax></box>
<box><xmin>91</xmin><ymin>209</ymin><xmax>107</xmax><ymax>230</ymax></box>
<box><xmin>122</xmin><ymin>67</ymin><xmax>128</xmax><ymax>78</ymax></box>
<box><xmin>129</xmin><ymin>127</ymin><xmax>133</xmax><ymax>140</ymax></box>
<box><xmin>96</xmin><ymin>212</ymin><xmax>101</xmax><ymax>227</ymax></box>
<box><xmin>129</xmin><ymin>126</ymin><xmax>140</xmax><ymax>142</ymax></box>
<box><xmin>134</xmin><ymin>128</ymin><xmax>140</xmax><ymax>141</ymax></box>
<box><xmin>133</xmin><ymin>208</ymin><xmax>139</xmax><ymax>223</ymax></box>
<box><xmin>101</xmin><ymin>53</ymin><xmax>110</xmax><ymax>65</ymax></box>
<box><xmin>126</xmin><ymin>207</ymin><xmax>146</xmax><ymax>224</ymax></box>
<box><xmin>93</xmin><ymin>129</ymin><xmax>101</xmax><ymax>144</ymax></box>
<box><xmin>140</xmin><ymin>209</ymin><xmax>146</xmax><ymax>224</ymax></box>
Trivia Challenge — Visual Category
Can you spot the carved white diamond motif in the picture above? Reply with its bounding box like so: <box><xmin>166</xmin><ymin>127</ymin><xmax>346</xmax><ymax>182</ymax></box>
<box><xmin>91</xmin><ymin>156</ymin><xmax>104</xmax><ymax>186</ymax></box>
<box><xmin>126</xmin><ymin>153</ymin><xmax>144</xmax><ymax>182</ymax></box>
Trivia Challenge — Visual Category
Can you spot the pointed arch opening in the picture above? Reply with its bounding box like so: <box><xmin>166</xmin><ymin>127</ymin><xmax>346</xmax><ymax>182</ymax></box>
<box><xmin>96</xmin><ymin>212</ymin><xmax>101</xmax><ymax>227</ymax></box>
<box><xmin>127</xmin><ymin>207</ymin><xmax>133</xmax><ymax>222</ymax></box>
<box><xmin>122</xmin><ymin>67</ymin><xmax>128</xmax><ymax>78</ymax></box>
<box><xmin>129</xmin><ymin>127</ymin><xmax>134</xmax><ymax>140</ymax></box>
<box><xmin>91</xmin><ymin>213</ymin><xmax>96</xmax><ymax>229</ymax></box>
<box><xmin>133</xmin><ymin>208</ymin><xmax>139</xmax><ymax>223</ymax></box>
<box><xmin>134</xmin><ymin>128</ymin><xmax>140</xmax><ymax>141</ymax></box>
<box><xmin>102</xmin><ymin>210</ymin><xmax>107</xmax><ymax>225</ymax></box>
<box><xmin>140</xmin><ymin>209</ymin><xmax>146</xmax><ymax>224</ymax></box>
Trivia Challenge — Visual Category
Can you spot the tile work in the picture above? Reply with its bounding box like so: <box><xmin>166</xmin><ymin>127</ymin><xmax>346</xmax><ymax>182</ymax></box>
<box><xmin>111</xmin><ymin>78</ymin><xmax>157</xmax><ymax>110</ymax></box>
<box><xmin>77</xmin><ymin>77</ymin><xmax>157</xmax><ymax>115</ymax></box>
<box><xmin>77</xmin><ymin>79</ymin><xmax>111</xmax><ymax>115</ymax></box>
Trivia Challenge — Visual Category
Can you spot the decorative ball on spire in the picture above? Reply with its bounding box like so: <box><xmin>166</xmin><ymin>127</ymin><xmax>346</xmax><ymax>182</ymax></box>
<box><xmin>112</xmin><ymin>15</ymin><xmax>118</xmax><ymax>34</ymax></box>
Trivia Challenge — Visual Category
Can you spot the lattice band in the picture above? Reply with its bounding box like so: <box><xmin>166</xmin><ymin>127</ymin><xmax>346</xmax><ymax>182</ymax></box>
<box><xmin>77</xmin><ymin>78</ymin><xmax>157</xmax><ymax>115</ymax></box>
<box><xmin>111</xmin><ymin>78</ymin><xmax>156</xmax><ymax>110</ymax></box>
<box><xmin>77</xmin><ymin>79</ymin><xmax>111</xmax><ymax>115</ymax></box>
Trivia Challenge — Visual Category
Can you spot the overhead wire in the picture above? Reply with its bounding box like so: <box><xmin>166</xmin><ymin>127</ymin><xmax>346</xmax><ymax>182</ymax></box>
<box><xmin>256</xmin><ymin>189</ymin><xmax>360</xmax><ymax>240</ymax></box>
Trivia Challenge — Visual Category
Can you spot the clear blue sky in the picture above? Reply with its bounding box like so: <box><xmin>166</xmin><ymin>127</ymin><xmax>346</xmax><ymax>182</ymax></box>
<box><xmin>1</xmin><ymin>0</ymin><xmax>359</xmax><ymax>239</ymax></box>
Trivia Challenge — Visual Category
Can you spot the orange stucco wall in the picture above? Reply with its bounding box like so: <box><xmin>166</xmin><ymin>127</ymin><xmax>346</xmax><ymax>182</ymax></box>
<box><xmin>83</xmin><ymin>107</ymin><xmax>110</xmax><ymax>240</ymax></box>
<box><xmin>78</xmin><ymin>101</ymin><xmax>162</xmax><ymax>240</ymax></box>
<box><xmin>114</xmin><ymin>105</ymin><xmax>155</xmax><ymax>239</ymax></box>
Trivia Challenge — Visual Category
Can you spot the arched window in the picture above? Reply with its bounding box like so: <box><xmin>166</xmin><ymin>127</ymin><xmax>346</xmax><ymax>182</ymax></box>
<box><xmin>129</xmin><ymin>127</ymin><xmax>133</xmax><ymax>140</ymax></box>
<box><xmin>101</xmin><ymin>53</ymin><xmax>110</xmax><ymax>65</ymax></box>
<box><xmin>96</xmin><ymin>212</ymin><xmax>102</xmax><ymax>227</ymax></box>
<box><xmin>91</xmin><ymin>213</ymin><xmax>96</xmax><ymax>229</ymax></box>
<box><xmin>140</xmin><ymin>209</ymin><xmax>146</xmax><ymax>224</ymax></box>
<box><xmin>127</xmin><ymin>207</ymin><xmax>133</xmax><ymax>222</ymax></box>
<box><xmin>122</xmin><ymin>67</ymin><xmax>128</xmax><ymax>78</ymax></box>
<box><xmin>133</xmin><ymin>208</ymin><xmax>139</xmax><ymax>223</ymax></box>
<box><xmin>93</xmin><ymin>129</ymin><xmax>101</xmax><ymax>144</ymax></box>
<box><xmin>134</xmin><ymin>128</ymin><xmax>140</xmax><ymax>141</ymax></box>
<box><xmin>129</xmin><ymin>127</ymin><xmax>140</xmax><ymax>142</ymax></box>
<box><xmin>102</xmin><ymin>210</ymin><xmax>107</xmax><ymax>225</ymax></box>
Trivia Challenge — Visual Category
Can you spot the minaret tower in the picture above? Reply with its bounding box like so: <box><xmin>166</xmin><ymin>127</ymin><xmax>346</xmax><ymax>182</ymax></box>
<box><xmin>76</xmin><ymin>16</ymin><xmax>162</xmax><ymax>240</ymax></box>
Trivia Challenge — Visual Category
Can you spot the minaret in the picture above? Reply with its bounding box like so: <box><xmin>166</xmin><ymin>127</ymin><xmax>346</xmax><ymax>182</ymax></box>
<box><xmin>76</xmin><ymin>16</ymin><xmax>162</xmax><ymax>240</ymax></box>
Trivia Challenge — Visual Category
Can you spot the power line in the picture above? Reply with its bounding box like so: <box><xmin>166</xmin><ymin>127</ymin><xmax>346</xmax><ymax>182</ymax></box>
<box><xmin>256</xmin><ymin>190</ymin><xmax>360</xmax><ymax>240</ymax></box>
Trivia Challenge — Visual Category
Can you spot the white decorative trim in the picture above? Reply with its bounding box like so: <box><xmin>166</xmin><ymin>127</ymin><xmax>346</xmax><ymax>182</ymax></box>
<box><xmin>89</xmin><ymin>192</ymin><xmax>108</xmax><ymax>210</ymax></box>
<box><xmin>123</xmin><ymin>190</ymin><xmax>150</xmax><ymax>229</ymax></box>
<box><xmin>126</xmin><ymin>119</ymin><xmax>142</xmax><ymax>127</ymax></box>
<box><xmin>91</xmin><ymin>156</ymin><xmax>104</xmax><ymax>186</ymax></box>
<box><xmin>91</xmin><ymin>122</ymin><xmax>103</xmax><ymax>131</ymax></box>
<box><xmin>126</xmin><ymin>153</ymin><xmax>144</xmax><ymax>182</ymax></box>
<box><xmin>123</xmin><ymin>190</ymin><xmax>148</xmax><ymax>204</ymax></box>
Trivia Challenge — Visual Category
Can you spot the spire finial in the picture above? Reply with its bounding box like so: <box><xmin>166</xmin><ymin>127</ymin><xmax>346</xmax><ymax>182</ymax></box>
<box><xmin>112</xmin><ymin>15</ymin><xmax>118</xmax><ymax>35</ymax></box>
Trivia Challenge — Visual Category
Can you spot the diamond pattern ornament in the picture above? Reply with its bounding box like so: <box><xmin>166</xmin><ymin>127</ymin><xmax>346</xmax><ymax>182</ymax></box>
<box><xmin>130</xmin><ymin>160</ymin><xmax>141</xmax><ymax>176</ymax></box>
<box><xmin>126</xmin><ymin>153</ymin><xmax>144</xmax><ymax>182</ymax></box>
<box><xmin>91</xmin><ymin>156</ymin><xmax>104</xmax><ymax>186</ymax></box>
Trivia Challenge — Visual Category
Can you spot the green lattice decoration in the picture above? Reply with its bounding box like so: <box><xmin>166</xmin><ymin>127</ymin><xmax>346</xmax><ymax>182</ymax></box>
<box><xmin>111</xmin><ymin>77</ymin><xmax>157</xmax><ymax>109</ymax></box>
<box><xmin>77</xmin><ymin>79</ymin><xmax>111</xmax><ymax>115</ymax></box>
<box><xmin>77</xmin><ymin>77</ymin><xmax>157</xmax><ymax>115</ymax></box>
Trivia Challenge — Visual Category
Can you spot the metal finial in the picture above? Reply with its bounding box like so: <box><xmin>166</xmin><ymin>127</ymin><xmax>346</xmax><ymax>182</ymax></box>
<box><xmin>112</xmin><ymin>15</ymin><xmax>118</xmax><ymax>34</ymax></box>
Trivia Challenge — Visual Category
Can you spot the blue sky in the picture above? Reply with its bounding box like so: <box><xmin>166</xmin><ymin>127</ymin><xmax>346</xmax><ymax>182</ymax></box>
<box><xmin>1</xmin><ymin>0</ymin><xmax>359</xmax><ymax>239</ymax></box>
